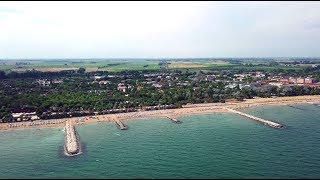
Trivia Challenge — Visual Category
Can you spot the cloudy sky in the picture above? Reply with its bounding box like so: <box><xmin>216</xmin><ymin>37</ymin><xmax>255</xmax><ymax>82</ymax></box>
<box><xmin>1</xmin><ymin>1</ymin><xmax>320</xmax><ymax>59</ymax></box>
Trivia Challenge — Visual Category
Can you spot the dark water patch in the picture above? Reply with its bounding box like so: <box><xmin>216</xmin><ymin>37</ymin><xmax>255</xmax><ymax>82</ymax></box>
<box><xmin>287</xmin><ymin>105</ymin><xmax>308</xmax><ymax>111</ymax></box>
<box><xmin>287</xmin><ymin>104</ymin><xmax>319</xmax><ymax>111</ymax></box>
<box><xmin>312</xmin><ymin>103</ymin><xmax>320</xmax><ymax>107</ymax></box>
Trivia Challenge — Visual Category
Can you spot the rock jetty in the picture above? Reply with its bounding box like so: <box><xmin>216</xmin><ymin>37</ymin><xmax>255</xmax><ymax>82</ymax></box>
<box><xmin>64</xmin><ymin>120</ymin><xmax>80</xmax><ymax>155</ymax></box>
<box><xmin>225</xmin><ymin>107</ymin><xmax>285</xmax><ymax>129</ymax></box>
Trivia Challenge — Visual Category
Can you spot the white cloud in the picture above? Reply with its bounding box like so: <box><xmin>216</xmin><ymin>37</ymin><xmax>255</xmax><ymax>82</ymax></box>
<box><xmin>0</xmin><ymin>1</ymin><xmax>320</xmax><ymax>58</ymax></box>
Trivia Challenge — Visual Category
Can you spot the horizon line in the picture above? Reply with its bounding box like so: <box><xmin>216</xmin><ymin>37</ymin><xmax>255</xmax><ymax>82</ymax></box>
<box><xmin>2</xmin><ymin>57</ymin><xmax>320</xmax><ymax>60</ymax></box>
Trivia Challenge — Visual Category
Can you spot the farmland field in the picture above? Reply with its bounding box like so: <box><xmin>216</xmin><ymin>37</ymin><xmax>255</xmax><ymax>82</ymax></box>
<box><xmin>0</xmin><ymin>58</ymin><xmax>308</xmax><ymax>73</ymax></box>
<box><xmin>0</xmin><ymin>59</ymin><xmax>162</xmax><ymax>72</ymax></box>
<box><xmin>167</xmin><ymin>60</ymin><xmax>231</xmax><ymax>69</ymax></box>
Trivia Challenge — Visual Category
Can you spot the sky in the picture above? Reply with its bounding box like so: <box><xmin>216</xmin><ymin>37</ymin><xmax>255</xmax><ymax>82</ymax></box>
<box><xmin>1</xmin><ymin>1</ymin><xmax>320</xmax><ymax>59</ymax></box>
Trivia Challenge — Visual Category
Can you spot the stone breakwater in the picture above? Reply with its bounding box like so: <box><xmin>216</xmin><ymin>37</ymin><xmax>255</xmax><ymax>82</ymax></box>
<box><xmin>64</xmin><ymin>120</ymin><xmax>80</xmax><ymax>156</ymax></box>
<box><xmin>166</xmin><ymin>116</ymin><xmax>182</xmax><ymax>124</ymax></box>
<box><xmin>115</xmin><ymin>119</ymin><xmax>128</xmax><ymax>130</ymax></box>
<box><xmin>225</xmin><ymin>107</ymin><xmax>285</xmax><ymax>129</ymax></box>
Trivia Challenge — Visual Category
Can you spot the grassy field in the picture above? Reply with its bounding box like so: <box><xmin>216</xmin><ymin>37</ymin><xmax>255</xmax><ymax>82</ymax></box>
<box><xmin>1</xmin><ymin>59</ymin><xmax>228</xmax><ymax>72</ymax></box>
<box><xmin>221</xmin><ymin>65</ymin><xmax>304</xmax><ymax>71</ymax></box>
<box><xmin>98</xmin><ymin>61</ymin><xmax>161</xmax><ymax>71</ymax></box>
<box><xmin>0</xmin><ymin>65</ymin><xmax>15</xmax><ymax>72</ymax></box>
<box><xmin>0</xmin><ymin>59</ymin><xmax>162</xmax><ymax>72</ymax></box>
<box><xmin>166</xmin><ymin>60</ymin><xmax>234</xmax><ymax>70</ymax></box>
<box><xmin>0</xmin><ymin>59</ymin><xmax>307</xmax><ymax>73</ymax></box>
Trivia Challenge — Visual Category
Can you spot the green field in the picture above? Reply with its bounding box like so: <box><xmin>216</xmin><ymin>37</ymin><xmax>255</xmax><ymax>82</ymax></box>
<box><xmin>98</xmin><ymin>61</ymin><xmax>161</xmax><ymax>71</ymax></box>
<box><xmin>0</xmin><ymin>59</ymin><xmax>308</xmax><ymax>73</ymax></box>
<box><xmin>220</xmin><ymin>65</ymin><xmax>304</xmax><ymax>71</ymax></box>
<box><xmin>0</xmin><ymin>59</ymin><xmax>162</xmax><ymax>72</ymax></box>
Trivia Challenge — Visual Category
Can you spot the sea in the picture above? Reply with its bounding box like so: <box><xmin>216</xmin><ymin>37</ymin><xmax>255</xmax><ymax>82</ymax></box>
<box><xmin>0</xmin><ymin>104</ymin><xmax>320</xmax><ymax>179</ymax></box>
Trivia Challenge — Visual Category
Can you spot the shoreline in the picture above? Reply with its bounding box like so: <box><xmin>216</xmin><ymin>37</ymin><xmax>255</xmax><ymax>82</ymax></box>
<box><xmin>1</xmin><ymin>95</ymin><xmax>320</xmax><ymax>131</ymax></box>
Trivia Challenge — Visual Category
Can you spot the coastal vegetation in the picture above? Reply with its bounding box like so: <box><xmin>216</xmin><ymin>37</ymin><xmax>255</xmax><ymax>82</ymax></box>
<box><xmin>1</xmin><ymin>58</ymin><xmax>320</xmax><ymax>122</ymax></box>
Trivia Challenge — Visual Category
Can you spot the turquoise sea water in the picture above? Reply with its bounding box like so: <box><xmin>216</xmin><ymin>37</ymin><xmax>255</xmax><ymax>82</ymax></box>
<box><xmin>0</xmin><ymin>104</ymin><xmax>320</xmax><ymax>179</ymax></box>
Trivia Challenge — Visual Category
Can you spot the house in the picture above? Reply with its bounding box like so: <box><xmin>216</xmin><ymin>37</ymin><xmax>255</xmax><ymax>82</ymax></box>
<box><xmin>289</xmin><ymin>77</ymin><xmax>297</xmax><ymax>84</ymax></box>
<box><xmin>37</xmin><ymin>79</ymin><xmax>51</xmax><ymax>86</ymax></box>
<box><xmin>280</xmin><ymin>77</ymin><xmax>289</xmax><ymax>83</ymax></box>
<box><xmin>239</xmin><ymin>84</ymin><xmax>253</xmax><ymax>90</ymax></box>
<box><xmin>117</xmin><ymin>86</ymin><xmax>127</xmax><ymax>92</ymax></box>
<box><xmin>225</xmin><ymin>83</ymin><xmax>238</xmax><ymax>89</ymax></box>
<box><xmin>193</xmin><ymin>87</ymin><xmax>200</xmax><ymax>91</ymax></box>
<box><xmin>98</xmin><ymin>80</ymin><xmax>110</xmax><ymax>85</ymax></box>
<box><xmin>305</xmin><ymin>77</ymin><xmax>314</xmax><ymax>84</ymax></box>
<box><xmin>177</xmin><ymin>81</ymin><xmax>190</xmax><ymax>86</ymax></box>
<box><xmin>52</xmin><ymin>79</ymin><xmax>63</xmax><ymax>84</ymax></box>
<box><xmin>137</xmin><ymin>85</ymin><xmax>143</xmax><ymax>91</ymax></box>
<box><xmin>297</xmin><ymin>78</ymin><xmax>305</xmax><ymax>84</ymax></box>
<box><xmin>205</xmin><ymin>75</ymin><xmax>215</xmax><ymax>81</ymax></box>
<box><xmin>92</xmin><ymin>76</ymin><xmax>105</xmax><ymax>80</ymax></box>
<box><xmin>254</xmin><ymin>72</ymin><xmax>265</xmax><ymax>78</ymax></box>
<box><xmin>117</xmin><ymin>83</ymin><xmax>133</xmax><ymax>92</ymax></box>
<box><xmin>153</xmin><ymin>83</ymin><xmax>163</xmax><ymax>88</ymax></box>
<box><xmin>236</xmin><ymin>77</ymin><xmax>244</xmax><ymax>82</ymax></box>
<box><xmin>268</xmin><ymin>82</ymin><xmax>283</xmax><ymax>88</ymax></box>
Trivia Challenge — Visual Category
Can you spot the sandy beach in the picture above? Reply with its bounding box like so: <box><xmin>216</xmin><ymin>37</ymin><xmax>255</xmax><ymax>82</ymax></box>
<box><xmin>1</xmin><ymin>95</ymin><xmax>320</xmax><ymax>131</ymax></box>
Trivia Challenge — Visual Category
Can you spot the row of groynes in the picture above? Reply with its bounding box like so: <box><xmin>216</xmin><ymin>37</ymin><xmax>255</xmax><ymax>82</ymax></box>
<box><xmin>225</xmin><ymin>107</ymin><xmax>285</xmax><ymax>129</ymax></box>
<box><xmin>63</xmin><ymin>109</ymin><xmax>285</xmax><ymax>157</ymax></box>
<box><xmin>64</xmin><ymin>120</ymin><xmax>81</xmax><ymax>156</ymax></box>
<box><xmin>62</xmin><ymin>115</ymin><xmax>182</xmax><ymax>157</ymax></box>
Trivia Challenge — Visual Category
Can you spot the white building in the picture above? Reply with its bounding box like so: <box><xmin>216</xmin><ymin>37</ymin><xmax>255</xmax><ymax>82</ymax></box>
<box><xmin>37</xmin><ymin>79</ymin><xmax>51</xmax><ymax>86</ymax></box>
<box><xmin>305</xmin><ymin>77</ymin><xmax>314</xmax><ymax>84</ymax></box>
<box><xmin>268</xmin><ymin>82</ymin><xmax>283</xmax><ymax>88</ymax></box>
<box><xmin>297</xmin><ymin>78</ymin><xmax>305</xmax><ymax>84</ymax></box>
<box><xmin>92</xmin><ymin>76</ymin><xmax>105</xmax><ymax>80</ymax></box>
<box><xmin>12</xmin><ymin>112</ymin><xmax>39</xmax><ymax>121</ymax></box>
<box><xmin>98</xmin><ymin>80</ymin><xmax>110</xmax><ymax>85</ymax></box>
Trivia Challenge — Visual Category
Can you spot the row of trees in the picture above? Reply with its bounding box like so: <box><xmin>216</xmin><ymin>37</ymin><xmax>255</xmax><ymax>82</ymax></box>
<box><xmin>1</xmin><ymin>78</ymin><xmax>320</xmax><ymax>122</ymax></box>
<box><xmin>1</xmin><ymin>66</ymin><xmax>320</xmax><ymax>122</ymax></box>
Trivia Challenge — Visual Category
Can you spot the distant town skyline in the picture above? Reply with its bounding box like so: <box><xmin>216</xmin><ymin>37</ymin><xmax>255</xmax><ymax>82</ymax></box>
<box><xmin>1</xmin><ymin>1</ymin><xmax>320</xmax><ymax>59</ymax></box>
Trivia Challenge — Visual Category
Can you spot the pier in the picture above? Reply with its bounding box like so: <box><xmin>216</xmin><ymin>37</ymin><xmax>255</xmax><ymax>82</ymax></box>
<box><xmin>166</xmin><ymin>116</ymin><xmax>182</xmax><ymax>124</ymax></box>
<box><xmin>64</xmin><ymin>120</ymin><xmax>81</xmax><ymax>156</ymax></box>
<box><xmin>225</xmin><ymin>107</ymin><xmax>285</xmax><ymax>129</ymax></box>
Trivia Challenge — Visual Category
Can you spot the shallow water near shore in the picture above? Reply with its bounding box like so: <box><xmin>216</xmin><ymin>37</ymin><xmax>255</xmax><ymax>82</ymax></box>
<box><xmin>0</xmin><ymin>104</ymin><xmax>320</xmax><ymax>179</ymax></box>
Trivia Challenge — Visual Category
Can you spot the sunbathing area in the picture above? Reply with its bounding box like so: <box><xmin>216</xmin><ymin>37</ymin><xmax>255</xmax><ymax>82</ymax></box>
<box><xmin>1</xmin><ymin>95</ymin><xmax>320</xmax><ymax>131</ymax></box>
